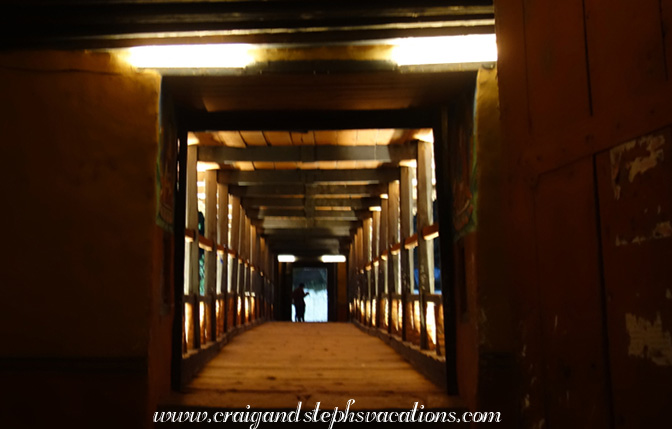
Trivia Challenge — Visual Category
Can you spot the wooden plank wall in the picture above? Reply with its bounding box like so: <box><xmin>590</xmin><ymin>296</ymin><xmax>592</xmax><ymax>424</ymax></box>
<box><xmin>495</xmin><ymin>0</ymin><xmax>672</xmax><ymax>427</ymax></box>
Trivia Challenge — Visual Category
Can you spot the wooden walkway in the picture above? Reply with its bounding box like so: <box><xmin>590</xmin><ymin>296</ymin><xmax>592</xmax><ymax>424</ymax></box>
<box><xmin>164</xmin><ymin>322</ymin><xmax>462</xmax><ymax>411</ymax></box>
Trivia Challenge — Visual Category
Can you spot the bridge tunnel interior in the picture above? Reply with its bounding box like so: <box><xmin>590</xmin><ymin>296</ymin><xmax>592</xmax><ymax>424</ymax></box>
<box><xmin>165</xmin><ymin>61</ymin><xmax>486</xmax><ymax>396</ymax></box>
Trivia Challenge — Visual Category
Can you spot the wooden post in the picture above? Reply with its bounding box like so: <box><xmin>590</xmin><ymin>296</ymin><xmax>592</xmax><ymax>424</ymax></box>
<box><xmin>372</xmin><ymin>209</ymin><xmax>380</xmax><ymax>326</ymax></box>
<box><xmin>380</xmin><ymin>195</ymin><xmax>388</xmax><ymax>329</ymax></box>
<box><xmin>355</xmin><ymin>227</ymin><xmax>361</xmax><ymax>321</ymax></box>
<box><xmin>204</xmin><ymin>170</ymin><xmax>217</xmax><ymax>341</ymax></box>
<box><xmin>257</xmin><ymin>234</ymin><xmax>263</xmax><ymax>319</ymax></box>
<box><xmin>252</xmin><ymin>225</ymin><xmax>259</xmax><ymax>320</ymax></box>
<box><xmin>388</xmin><ymin>180</ymin><xmax>400</xmax><ymax>333</ymax></box>
<box><xmin>351</xmin><ymin>230</ymin><xmax>358</xmax><ymax>319</ymax></box>
<box><xmin>230</xmin><ymin>195</ymin><xmax>241</xmax><ymax>328</ymax></box>
<box><xmin>417</xmin><ymin>140</ymin><xmax>435</xmax><ymax>349</ymax></box>
<box><xmin>239</xmin><ymin>212</ymin><xmax>248</xmax><ymax>324</ymax></box>
<box><xmin>363</xmin><ymin>217</ymin><xmax>372</xmax><ymax>325</ymax></box>
<box><xmin>399</xmin><ymin>167</ymin><xmax>414</xmax><ymax>341</ymax></box>
<box><xmin>260</xmin><ymin>236</ymin><xmax>266</xmax><ymax>319</ymax></box>
<box><xmin>186</xmin><ymin>145</ymin><xmax>200</xmax><ymax>349</ymax></box>
<box><xmin>243</xmin><ymin>216</ymin><xmax>251</xmax><ymax>323</ymax></box>
<box><xmin>172</xmin><ymin>127</ymin><xmax>188</xmax><ymax>390</ymax></box>
<box><xmin>434</xmin><ymin>106</ymin><xmax>458</xmax><ymax>393</ymax></box>
<box><xmin>217</xmin><ymin>184</ymin><xmax>229</xmax><ymax>332</ymax></box>
<box><xmin>358</xmin><ymin>226</ymin><xmax>365</xmax><ymax>321</ymax></box>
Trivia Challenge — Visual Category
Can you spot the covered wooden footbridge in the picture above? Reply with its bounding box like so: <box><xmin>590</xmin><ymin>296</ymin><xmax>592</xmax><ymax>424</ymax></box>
<box><xmin>161</xmin><ymin>4</ymin><xmax>493</xmax><ymax>407</ymax></box>
<box><xmin>172</xmin><ymin>94</ymin><xmax>474</xmax><ymax>404</ymax></box>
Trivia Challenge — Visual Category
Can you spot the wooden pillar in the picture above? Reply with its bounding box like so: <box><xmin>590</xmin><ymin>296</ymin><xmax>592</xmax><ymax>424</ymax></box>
<box><xmin>400</xmin><ymin>166</ymin><xmax>414</xmax><ymax>341</ymax></box>
<box><xmin>185</xmin><ymin>145</ymin><xmax>200</xmax><ymax>349</ymax></box>
<box><xmin>173</xmin><ymin>127</ymin><xmax>188</xmax><ymax>389</ymax></box>
<box><xmin>417</xmin><ymin>140</ymin><xmax>435</xmax><ymax>349</ymax></box>
<box><xmin>350</xmin><ymin>228</ymin><xmax>361</xmax><ymax>318</ymax></box>
<box><xmin>364</xmin><ymin>217</ymin><xmax>373</xmax><ymax>325</ymax></box>
<box><xmin>257</xmin><ymin>236</ymin><xmax>262</xmax><ymax>317</ymax></box>
<box><xmin>238</xmin><ymin>212</ymin><xmax>247</xmax><ymax>323</ymax></box>
<box><xmin>388</xmin><ymin>181</ymin><xmax>401</xmax><ymax>290</ymax></box>
<box><xmin>230</xmin><ymin>195</ymin><xmax>241</xmax><ymax>327</ymax></box>
<box><xmin>263</xmin><ymin>240</ymin><xmax>270</xmax><ymax>318</ymax></box>
<box><xmin>380</xmin><ymin>195</ymin><xmax>388</xmax><ymax>329</ymax></box>
<box><xmin>381</xmin><ymin>197</ymin><xmax>388</xmax><ymax>292</ymax></box>
<box><xmin>204</xmin><ymin>170</ymin><xmax>217</xmax><ymax>341</ymax></box>
<box><xmin>372</xmin><ymin>209</ymin><xmax>380</xmax><ymax>297</ymax></box>
<box><xmin>245</xmin><ymin>217</ymin><xmax>252</xmax><ymax>322</ymax></box>
<box><xmin>388</xmin><ymin>180</ymin><xmax>400</xmax><ymax>333</ymax></box>
<box><xmin>357</xmin><ymin>226</ymin><xmax>364</xmax><ymax>311</ymax></box>
<box><xmin>355</xmin><ymin>225</ymin><xmax>366</xmax><ymax>322</ymax></box>
<box><xmin>252</xmin><ymin>224</ymin><xmax>259</xmax><ymax>320</ymax></box>
<box><xmin>434</xmin><ymin>105</ymin><xmax>459</xmax><ymax>394</ymax></box>
<box><xmin>217</xmin><ymin>184</ymin><xmax>229</xmax><ymax>332</ymax></box>
<box><xmin>257</xmin><ymin>233</ymin><xmax>262</xmax><ymax>319</ymax></box>
<box><xmin>348</xmin><ymin>241</ymin><xmax>354</xmax><ymax>317</ymax></box>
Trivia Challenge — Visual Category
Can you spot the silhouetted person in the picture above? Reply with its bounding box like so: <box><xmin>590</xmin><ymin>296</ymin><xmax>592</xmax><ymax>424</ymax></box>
<box><xmin>292</xmin><ymin>283</ymin><xmax>309</xmax><ymax>322</ymax></box>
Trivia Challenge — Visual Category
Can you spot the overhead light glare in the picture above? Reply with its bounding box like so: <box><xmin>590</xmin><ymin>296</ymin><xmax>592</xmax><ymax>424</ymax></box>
<box><xmin>187</xmin><ymin>134</ymin><xmax>200</xmax><ymax>146</ymax></box>
<box><xmin>124</xmin><ymin>44</ymin><xmax>254</xmax><ymax>69</ymax></box>
<box><xmin>321</xmin><ymin>254</ymin><xmax>346</xmax><ymax>263</ymax></box>
<box><xmin>413</xmin><ymin>129</ymin><xmax>435</xmax><ymax>143</ymax></box>
<box><xmin>391</xmin><ymin>34</ymin><xmax>497</xmax><ymax>66</ymax></box>
<box><xmin>277</xmin><ymin>254</ymin><xmax>296</xmax><ymax>263</ymax></box>
<box><xmin>369</xmin><ymin>206</ymin><xmax>382</xmax><ymax>212</ymax></box>
<box><xmin>197</xmin><ymin>162</ymin><xmax>219</xmax><ymax>172</ymax></box>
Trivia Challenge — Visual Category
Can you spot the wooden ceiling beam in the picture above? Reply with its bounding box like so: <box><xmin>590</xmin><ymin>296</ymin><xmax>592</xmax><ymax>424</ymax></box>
<box><xmin>246</xmin><ymin>208</ymin><xmax>363</xmax><ymax>220</ymax></box>
<box><xmin>241</xmin><ymin>197</ymin><xmax>381</xmax><ymax>209</ymax></box>
<box><xmin>252</xmin><ymin>218</ymin><xmax>358</xmax><ymax>229</ymax></box>
<box><xmin>187</xmin><ymin>109</ymin><xmax>435</xmax><ymax>132</ymax></box>
<box><xmin>267</xmin><ymin>238</ymin><xmax>346</xmax><ymax>250</ymax></box>
<box><xmin>230</xmin><ymin>184</ymin><xmax>387</xmax><ymax>198</ymax></box>
<box><xmin>199</xmin><ymin>143</ymin><xmax>417</xmax><ymax>164</ymax></box>
<box><xmin>260</xmin><ymin>228</ymin><xmax>353</xmax><ymax>238</ymax></box>
<box><xmin>1</xmin><ymin>2</ymin><xmax>493</xmax><ymax>49</ymax></box>
<box><xmin>218</xmin><ymin>168</ymin><xmax>400</xmax><ymax>184</ymax></box>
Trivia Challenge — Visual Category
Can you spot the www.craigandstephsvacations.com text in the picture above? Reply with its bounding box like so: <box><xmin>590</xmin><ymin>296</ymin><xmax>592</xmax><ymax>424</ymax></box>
<box><xmin>154</xmin><ymin>400</ymin><xmax>502</xmax><ymax>426</ymax></box>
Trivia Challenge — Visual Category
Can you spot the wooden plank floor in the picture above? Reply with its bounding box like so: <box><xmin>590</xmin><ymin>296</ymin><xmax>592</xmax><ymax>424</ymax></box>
<box><xmin>164</xmin><ymin>322</ymin><xmax>462</xmax><ymax>411</ymax></box>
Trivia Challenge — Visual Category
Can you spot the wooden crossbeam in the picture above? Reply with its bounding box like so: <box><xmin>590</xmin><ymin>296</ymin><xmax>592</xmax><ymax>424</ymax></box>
<box><xmin>267</xmin><ymin>237</ymin><xmax>343</xmax><ymax>246</ymax></box>
<box><xmin>246</xmin><ymin>208</ymin><xmax>363</xmax><ymax>220</ymax></box>
<box><xmin>260</xmin><ymin>228</ymin><xmax>353</xmax><ymax>237</ymax></box>
<box><xmin>253</xmin><ymin>218</ymin><xmax>357</xmax><ymax>229</ymax></box>
<box><xmin>186</xmin><ymin>109</ymin><xmax>436</xmax><ymax>131</ymax></box>
<box><xmin>218</xmin><ymin>168</ymin><xmax>399</xmax><ymax>184</ymax></box>
<box><xmin>229</xmin><ymin>184</ymin><xmax>387</xmax><ymax>197</ymax></box>
<box><xmin>199</xmin><ymin>143</ymin><xmax>417</xmax><ymax>163</ymax></box>
<box><xmin>241</xmin><ymin>197</ymin><xmax>381</xmax><ymax>209</ymax></box>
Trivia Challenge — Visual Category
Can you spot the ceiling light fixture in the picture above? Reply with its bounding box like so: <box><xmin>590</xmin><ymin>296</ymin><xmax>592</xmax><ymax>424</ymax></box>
<box><xmin>124</xmin><ymin>44</ymin><xmax>254</xmax><ymax>69</ymax></box>
<box><xmin>321</xmin><ymin>255</ymin><xmax>346</xmax><ymax>263</ymax></box>
<box><xmin>277</xmin><ymin>254</ymin><xmax>296</xmax><ymax>263</ymax></box>
<box><xmin>391</xmin><ymin>34</ymin><xmax>497</xmax><ymax>66</ymax></box>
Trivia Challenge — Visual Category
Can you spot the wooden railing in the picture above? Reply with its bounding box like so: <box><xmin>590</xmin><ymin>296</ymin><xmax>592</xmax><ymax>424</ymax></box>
<box><xmin>182</xmin><ymin>291</ymin><xmax>270</xmax><ymax>354</ymax></box>
<box><xmin>351</xmin><ymin>293</ymin><xmax>445</xmax><ymax>357</ymax></box>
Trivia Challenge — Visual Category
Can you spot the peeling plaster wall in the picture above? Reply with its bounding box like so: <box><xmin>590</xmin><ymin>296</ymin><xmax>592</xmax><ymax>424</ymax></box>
<box><xmin>625</xmin><ymin>313</ymin><xmax>672</xmax><ymax>366</ymax></box>
<box><xmin>495</xmin><ymin>1</ymin><xmax>672</xmax><ymax>427</ymax></box>
<box><xmin>595</xmin><ymin>126</ymin><xmax>672</xmax><ymax>427</ymax></box>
